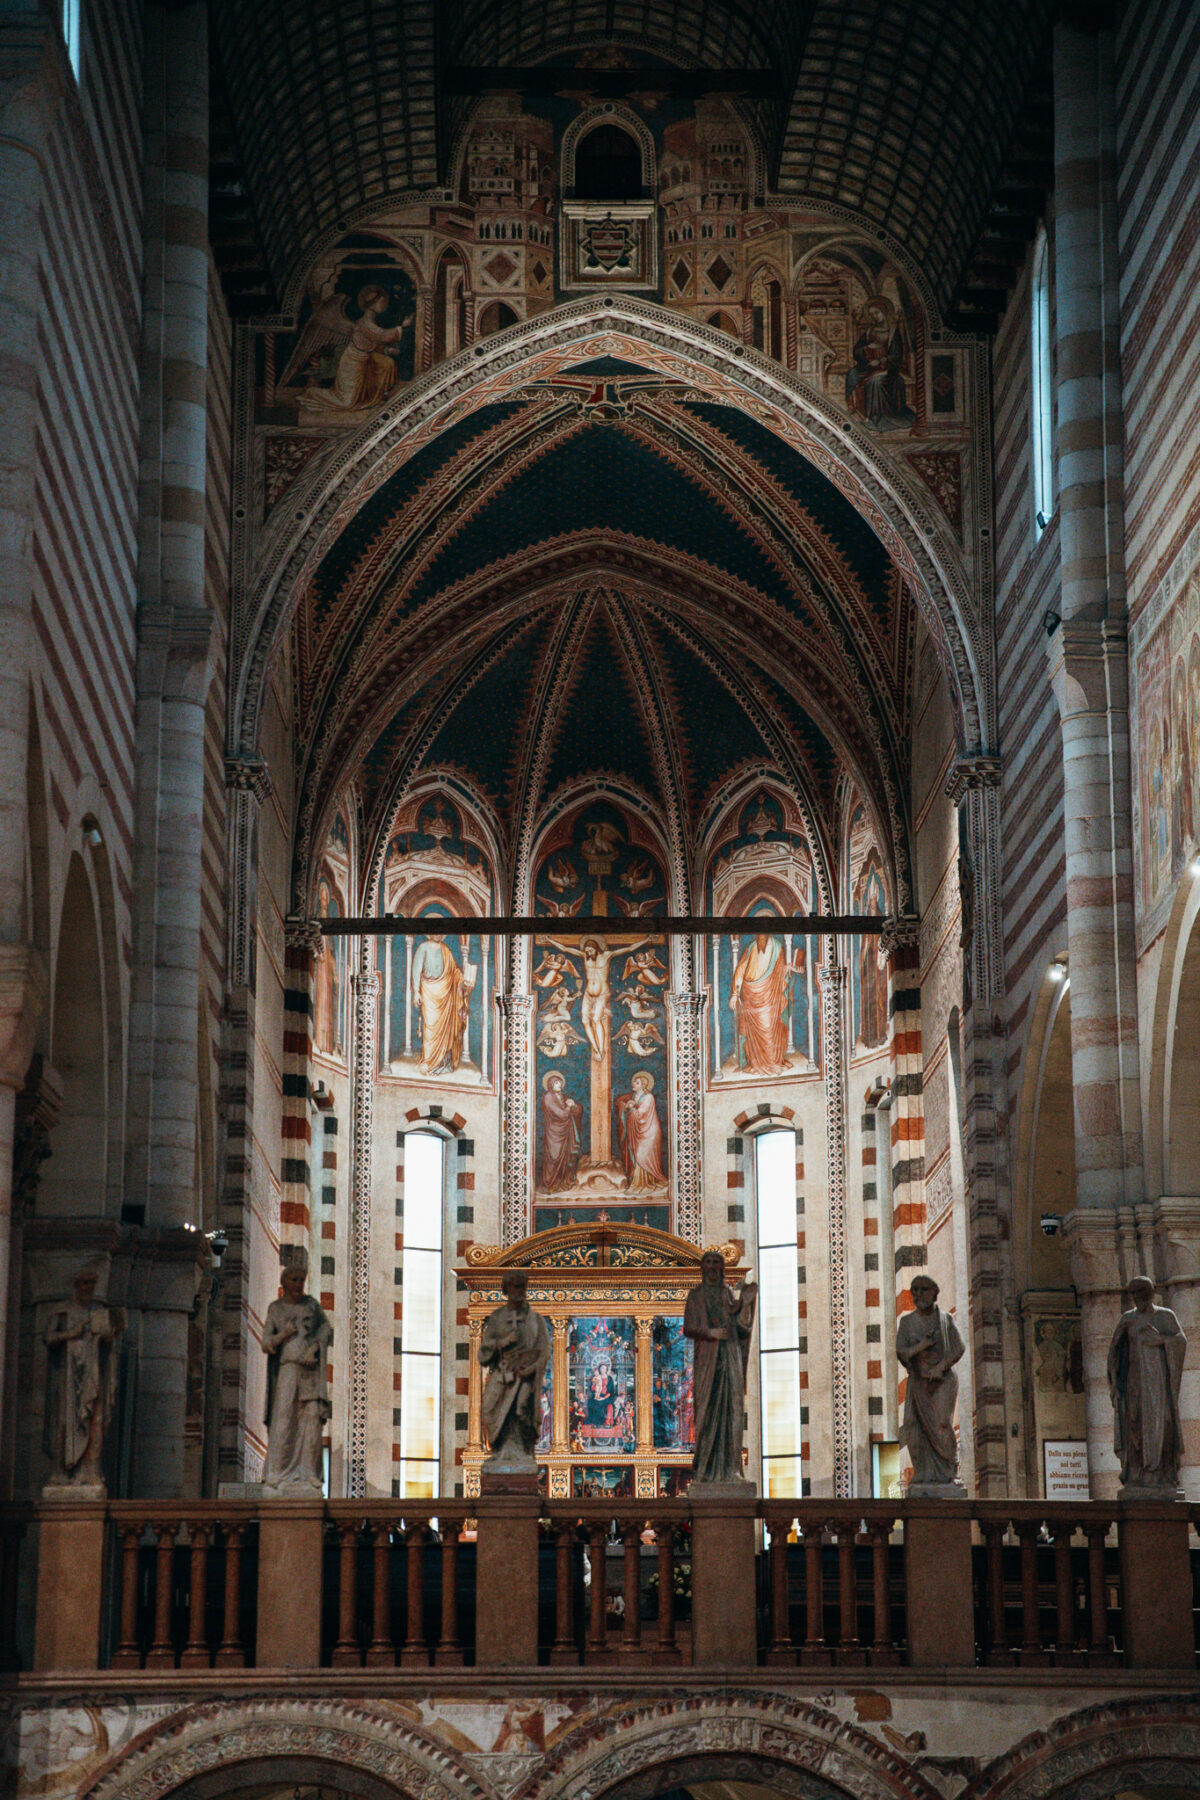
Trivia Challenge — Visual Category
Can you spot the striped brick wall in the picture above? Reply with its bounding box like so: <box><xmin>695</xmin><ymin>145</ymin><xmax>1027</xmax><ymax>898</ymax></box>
<box><xmin>887</xmin><ymin>941</ymin><xmax>926</xmax><ymax>1315</ymax></box>
<box><xmin>280</xmin><ymin>939</ymin><xmax>316</xmax><ymax>1246</ymax></box>
<box><xmin>1117</xmin><ymin>0</ymin><xmax>1200</xmax><ymax>621</ymax></box>
<box><xmin>860</xmin><ymin>1106</ymin><xmax>887</xmax><ymax>1442</ymax></box>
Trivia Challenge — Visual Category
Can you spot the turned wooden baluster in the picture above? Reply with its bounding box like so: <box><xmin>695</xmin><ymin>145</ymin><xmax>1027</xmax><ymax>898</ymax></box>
<box><xmin>868</xmin><ymin>1521</ymin><xmax>897</xmax><ymax>1664</ymax></box>
<box><xmin>1086</xmin><ymin>1522</ymin><xmax>1110</xmax><ymax>1658</ymax></box>
<box><xmin>619</xmin><ymin>1521</ymin><xmax>643</xmax><ymax>1663</ymax></box>
<box><xmin>655</xmin><ymin>1523</ymin><xmax>679</xmax><ymax>1660</ymax></box>
<box><xmin>180</xmin><ymin>1523</ymin><xmax>211</xmax><ymax>1668</ymax></box>
<box><xmin>145</xmin><ymin>1523</ymin><xmax>177</xmax><ymax>1669</ymax></box>
<box><xmin>215</xmin><ymin>1523</ymin><xmax>245</xmax><ymax>1668</ymax></box>
<box><xmin>984</xmin><ymin>1524</ymin><xmax>1009</xmax><ymax>1664</ymax></box>
<box><xmin>766</xmin><ymin>1516</ymin><xmax>793</xmax><ymax>1664</ymax></box>
<box><xmin>437</xmin><ymin>1522</ymin><xmax>463</xmax><ymax>1666</ymax></box>
<box><xmin>332</xmin><ymin>1522</ymin><xmax>361</xmax><ymax>1666</ymax></box>
<box><xmin>835</xmin><ymin>1521</ymin><xmax>863</xmax><ymax>1662</ymax></box>
<box><xmin>586</xmin><ymin>1522</ymin><xmax>608</xmax><ymax>1662</ymax></box>
<box><xmin>801</xmin><ymin>1523</ymin><xmax>828</xmax><ymax>1664</ymax></box>
<box><xmin>551</xmin><ymin>1522</ymin><xmax>577</xmax><ymax>1665</ymax></box>
<box><xmin>367</xmin><ymin>1522</ymin><xmax>395</xmax><ymax>1667</ymax></box>
<box><xmin>1017</xmin><ymin>1522</ymin><xmax>1047</xmax><ymax>1664</ymax></box>
<box><xmin>1052</xmin><ymin>1520</ymin><xmax>1077</xmax><ymax>1660</ymax></box>
<box><xmin>111</xmin><ymin>1523</ymin><xmax>143</xmax><ymax>1670</ymax></box>
<box><xmin>401</xmin><ymin>1522</ymin><xmax>427</xmax><ymax>1667</ymax></box>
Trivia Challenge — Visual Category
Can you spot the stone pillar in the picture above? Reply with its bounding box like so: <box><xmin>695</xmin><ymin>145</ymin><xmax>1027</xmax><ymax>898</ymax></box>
<box><xmin>944</xmin><ymin>758</ymin><xmax>1010</xmax><ymax>1495</ymax></box>
<box><xmin>666</xmin><ymin>990</ymin><xmax>705</xmax><ymax>1242</ymax></box>
<box><xmin>346</xmin><ymin>952</ymin><xmax>379</xmax><ymax>1497</ymax></box>
<box><xmin>0</xmin><ymin>22</ymin><xmax>59</xmax><ymax>1443</ymax></box>
<box><xmin>124</xmin><ymin>0</ymin><xmax>212</xmax><ymax>1495</ymax></box>
<box><xmin>498</xmin><ymin>994</ymin><xmax>534</xmax><ymax>1245</ymax></box>
<box><xmin>879</xmin><ymin>915</ymin><xmax>928</xmax><ymax>1483</ymax></box>
<box><xmin>818</xmin><ymin>958</ymin><xmax>852</xmax><ymax>1498</ymax></box>
<box><xmin>1050</xmin><ymin>18</ymin><xmax>1141</xmax><ymax>1494</ymax></box>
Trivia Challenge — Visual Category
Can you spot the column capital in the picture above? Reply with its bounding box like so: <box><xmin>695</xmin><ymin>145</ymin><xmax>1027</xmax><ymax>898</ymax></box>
<box><xmin>1048</xmin><ymin>615</ymin><xmax>1130</xmax><ymax>717</ymax></box>
<box><xmin>817</xmin><ymin>958</ymin><xmax>848</xmax><ymax>992</ymax></box>
<box><xmin>223</xmin><ymin>755</ymin><xmax>273</xmax><ymax>805</ymax></box>
<box><xmin>0</xmin><ymin>942</ymin><xmax>46</xmax><ymax>1089</ymax></box>
<box><xmin>496</xmin><ymin>992</ymin><xmax>535</xmax><ymax>1020</ymax></box>
<box><xmin>1062</xmin><ymin>1207</ymin><xmax>1133</xmax><ymax>1300</ymax></box>
<box><xmin>284</xmin><ymin>916</ymin><xmax>324</xmax><ymax>954</ymax></box>
<box><xmin>877</xmin><ymin>914</ymin><xmax>921</xmax><ymax>963</ymax></box>
<box><xmin>665</xmin><ymin>988</ymin><xmax>707</xmax><ymax>1020</ymax></box>
<box><xmin>944</xmin><ymin>754</ymin><xmax>1003</xmax><ymax>804</ymax></box>
<box><xmin>136</xmin><ymin>603</ymin><xmax>214</xmax><ymax>703</ymax></box>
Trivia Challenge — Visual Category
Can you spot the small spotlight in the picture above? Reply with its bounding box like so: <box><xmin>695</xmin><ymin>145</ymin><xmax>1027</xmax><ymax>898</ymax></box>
<box><xmin>1040</xmin><ymin>1211</ymin><xmax>1062</xmax><ymax>1238</ymax></box>
<box><xmin>208</xmin><ymin>1228</ymin><xmax>229</xmax><ymax>1268</ymax></box>
<box><xmin>1043</xmin><ymin>610</ymin><xmax>1061</xmax><ymax>636</ymax></box>
<box><xmin>82</xmin><ymin>814</ymin><xmax>103</xmax><ymax>847</ymax></box>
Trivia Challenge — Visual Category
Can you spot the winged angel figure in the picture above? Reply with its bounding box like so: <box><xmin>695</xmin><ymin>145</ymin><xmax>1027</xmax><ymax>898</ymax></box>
<box><xmin>278</xmin><ymin>273</ymin><xmax>414</xmax><ymax>413</ymax></box>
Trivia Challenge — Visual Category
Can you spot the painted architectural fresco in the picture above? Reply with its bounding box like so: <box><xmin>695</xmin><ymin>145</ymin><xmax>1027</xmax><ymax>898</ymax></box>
<box><xmin>569</xmin><ymin>1316</ymin><xmax>636</xmax><ymax>1456</ymax></box>
<box><xmin>532</xmin><ymin>801</ymin><xmax>670</xmax><ymax>1232</ymax></box>
<box><xmin>846</xmin><ymin>794</ymin><xmax>889</xmax><ymax>1054</ymax></box>
<box><xmin>1132</xmin><ymin>525</ymin><xmax>1200</xmax><ymax>946</ymax></box>
<box><xmin>377</xmin><ymin>791</ymin><xmax>496</xmax><ymax>1085</ymax></box>
<box><xmin>704</xmin><ymin>789</ymin><xmax>821</xmax><ymax>1087</ymax></box>
<box><xmin>314</xmin><ymin>810</ymin><xmax>351</xmax><ymax>1061</ymax></box>
<box><xmin>253</xmin><ymin>92</ymin><xmax>971</xmax><ymax>544</ymax></box>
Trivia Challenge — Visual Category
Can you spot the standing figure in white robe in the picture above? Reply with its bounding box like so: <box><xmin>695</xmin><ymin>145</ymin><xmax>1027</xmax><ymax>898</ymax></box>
<box><xmin>262</xmin><ymin>1265</ymin><xmax>333</xmax><ymax>1495</ymax></box>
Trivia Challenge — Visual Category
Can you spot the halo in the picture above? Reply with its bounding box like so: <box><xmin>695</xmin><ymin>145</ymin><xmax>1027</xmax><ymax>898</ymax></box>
<box><xmin>632</xmin><ymin>1070</ymin><xmax>654</xmax><ymax>1091</ymax></box>
<box><xmin>542</xmin><ymin>1070</ymin><xmax>566</xmax><ymax>1091</ymax></box>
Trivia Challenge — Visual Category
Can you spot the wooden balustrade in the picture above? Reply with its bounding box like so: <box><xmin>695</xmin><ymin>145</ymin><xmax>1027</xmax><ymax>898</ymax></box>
<box><xmin>541</xmin><ymin>1502</ymin><xmax>690</xmax><ymax>1666</ymax></box>
<box><xmin>971</xmin><ymin>1503</ymin><xmax>1121</xmax><ymax>1667</ymax></box>
<box><xmin>322</xmin><ymin>1502</ymin><xmax>473</xmax><ymax>1668</ymax></box>
<box><xmin>4</xmin><ymin>1494</ymin><xmax>1196</xmax><ymax>1675</ymax></box>
<box><xmin>760</xmin><ymin>1503</ymin><xmax>901</xmax><ymax>1666</ymax></box>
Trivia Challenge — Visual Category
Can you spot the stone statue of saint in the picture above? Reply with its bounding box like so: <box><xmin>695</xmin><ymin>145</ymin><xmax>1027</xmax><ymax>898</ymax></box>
<box><xmin>262</xmin><ymin>1264</ymin><xmax>333</xmax><ymax>1496</ymax></box>
<box><xmin>897</xmin><ymin>1273</ymin><xmax>966</xmax><ymax>1495</ymax></box>
<box><xmin>684</xmin><ymin>1250</ymin><xmax>758</xmax><ymax>1487</ymax></box>
<box><xmin>479</xmin><ymin>1270</ymin><xmax>551</xmax><ymax>1471</ymax></box>
<box><xmin>1107</xmin><ymin>1274</ymin><xmax>1186</xmax><ymax>1494</ymax></box>
<box><xmin>43</xmin><ymin>1264</ymin><xmax>125</xmax><ymax>1493</ymax></box>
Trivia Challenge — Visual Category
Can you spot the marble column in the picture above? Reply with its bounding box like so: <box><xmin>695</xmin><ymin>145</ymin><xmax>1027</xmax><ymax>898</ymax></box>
<box><xmin>818</xmin><ymin>958</ymin><xmax>852</xmax><ymax>1498</ymax></box>
<box><xmin>124</xmin><ymin>0</ymin><xmax>213</xmax><ymax>1493</ymax></box>
<box><xmin>666</xmin><ymin>990</ymin><xmax>706</xmax><ymax>1243</ymax></box>
<box><xmin>498</xmin><ymin>994</ymin><xmax>534</xmax><ymax>1245</ymax></box>
<box><xmin>346</xmin><ymin>955</ymin><xmax>380</xmax><ymax>1498</ymax></box>
<box><xmin>1050</xmin><ymin>16</ymin><xmax>1142</xmax><ymax>1496</ymax></box>
<box><xmin>0</xmin><ymin>21</ymin><xmax>58</xmax><ymax>1444</ymax></box>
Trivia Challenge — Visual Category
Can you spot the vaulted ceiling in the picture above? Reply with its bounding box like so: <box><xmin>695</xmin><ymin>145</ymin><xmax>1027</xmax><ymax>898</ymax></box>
<box><xmin>210</xmin><ymin>0</ymin><xmax>1054</xmax><ymax>322</ymax></box>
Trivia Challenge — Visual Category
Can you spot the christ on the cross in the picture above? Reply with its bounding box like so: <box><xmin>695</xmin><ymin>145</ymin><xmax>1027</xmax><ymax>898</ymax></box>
<box><xmin>541</xmin><ymin>933</ymin><xmax>656</xmax><ymax>1062</ymax></box>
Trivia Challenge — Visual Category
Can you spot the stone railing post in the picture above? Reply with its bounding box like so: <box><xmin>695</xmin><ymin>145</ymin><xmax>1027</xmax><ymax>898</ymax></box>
<box><xmin>904</xmin><ymin>1499</ymin><xmax>976</xmax><ymax>1666</ymax></box>
<box><xmin>1117</xmin><ymin>1502</ymin><xmax>1195</xmax><ymax>1669</ymax></box>
<box><xmin>33</xmin><ymin>1501</ymin><xmax>106</xmax><ymax>1671</ymax></box>
<box><xmin>690</xmin><ymin>1491</ymin><xmax>758</xmax><ymax>1666</ymax></box>
<box><xmin>256</xmin><ymin>1500</ymin><xmax>325</xmax><ymax>1667</ymax></box>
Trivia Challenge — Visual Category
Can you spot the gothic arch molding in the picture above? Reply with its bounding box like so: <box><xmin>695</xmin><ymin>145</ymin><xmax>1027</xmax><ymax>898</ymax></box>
<box><xmin>964</xmin><ymin>1695</ymin><xmax>1200</xmax><ymax>1800</ymax></box>
<box><xmin>76</xmin><ymin>1700</ymin><xmax>490</xmax><ymax>1800</ymax></box>
<box><xmin>231</xmin><ymin>299</ymin><xmax>990</xmax><ymax>773</ymax></box>
<box><xmin>524</xmin><ymin>1693</ymin><xmax>942</xmax><ymax>1800</ymax></box>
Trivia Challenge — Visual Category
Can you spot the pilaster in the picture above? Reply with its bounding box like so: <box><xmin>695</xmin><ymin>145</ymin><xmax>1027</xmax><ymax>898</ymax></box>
<box><xmin>346</xmin><ymin>954</ymin><xmax>380</xmax><ymax>1497</ymax></box>
<box><xmin>666</xmin><ymin>990</ymin><xmax>705</xmax><ymax>1243</ymax></box>
<box><xmin>818</xmin><ymin>959</ymin><xmax>852</xmax><ymax>1498</ymax></box>
<box><xmin>498</xmin><ymin>994</ymin><xmax>534</xmax><ymax>1245</ymax></box>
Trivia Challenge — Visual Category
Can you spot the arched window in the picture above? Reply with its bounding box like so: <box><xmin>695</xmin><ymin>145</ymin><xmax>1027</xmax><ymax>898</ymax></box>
<box><xmin>477</xmin><ymin>300</ymin><xmax>518</xmax><ymax>337</ymax></box>
<box><xmin>574</xmin><ymin>123</ymin><xmax>643</xmax><ymax>200</ymax></box>
<box><xmin>397</xmin><ymin>1130</ymin><xmax>446</xmax><ymax>1497</ymax></box>
<box><xmin>63</xmin><ymin>0</ymin><xmax>82</xmax><ymax>75</ymax></box>
<box><xmin>1031</xmin><ymin>225</ymin><xmax>1054</xmax><ymax>536</ymax></box>
<box><xmin>755</xmin><ymin>1127</ymin><xmax>803</xmax><ymax>1495</ymax></box>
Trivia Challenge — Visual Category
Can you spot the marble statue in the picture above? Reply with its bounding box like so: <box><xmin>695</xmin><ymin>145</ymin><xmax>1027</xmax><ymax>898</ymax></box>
<box><xmin>262</xmin><ymin>1263</ymin><xmax>333</xmax><ymax>1496</ymax></box>
<box><xmin>683</xmin><ymin>1250</ymin><xmax>758</xmax><ymax>1486</ymax></box>
<box><xmin>896</xmin><ymin>1273</ymin><xmax>966</xmax><ymax>1495</ymax></box>
<box><xmin>43</xmin><ymin>1264</ymin><xmax>125</xmax><ymax>1493</ymax></box>
<box><xmin>1107</xmin><ymin>1274</ymin><xmax>1186</xmax><ymax>1494</ymax></box>
<box><xmin>479</xmin><ymin>1269</ymin><xmax>551</xmax><ymax>1470</ymax></box>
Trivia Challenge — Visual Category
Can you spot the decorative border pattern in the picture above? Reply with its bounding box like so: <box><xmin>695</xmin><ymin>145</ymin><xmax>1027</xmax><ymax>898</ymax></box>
<box><xmin>498</xmin><ymin>993</ymin><xmax>535</xmax><ymax>1244</ymax></box>
<box><xmin>347</xmin><ymin>954</ymin><xmax>381</xmax><ymax>1495</ymax></box>
<box><xmin>666</xmin><ymin>990</ymin><xmax>706</xmax><ymax>1243</ymax></box>
<box><xmin>818</xmin><ymin>959</ymin><xmax>853</xmax><ymax>1497</ymax></box>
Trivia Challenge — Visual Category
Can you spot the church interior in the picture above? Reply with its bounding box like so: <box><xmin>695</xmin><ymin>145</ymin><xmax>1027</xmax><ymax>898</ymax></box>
<box><xmin>3</xmin><ymin>0</ymin><xmax>1200</xmax><ymax>1795</ymax></box>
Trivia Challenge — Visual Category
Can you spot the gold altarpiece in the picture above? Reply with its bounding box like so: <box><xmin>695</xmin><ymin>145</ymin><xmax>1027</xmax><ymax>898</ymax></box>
<box><xmin>458</xmin><ymin>1223</ymin><xmax>744</xmax><ymax>1500</ymax></box>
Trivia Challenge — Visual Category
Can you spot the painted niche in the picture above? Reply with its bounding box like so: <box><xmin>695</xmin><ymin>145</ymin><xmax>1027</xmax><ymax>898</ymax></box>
<box><xmin>532</xmin><ymin>800</ymin><xmax>670</xmax><ymax>1233</ymax></box>
<box><xmin>1132</xmin><ymin>554</ymin><xmax>1200</xmax><ymax>941</ymax></box>
<box><xmin>704</xmin><ymin>789</ymin><xmax>821</xmax><ymax>1087</ymax></box>
<box><xmin>377</xmin><ymin>792</ymin><xmax>496</xmax><ymax>1085</ymax></box>
<box><xmin>313</xmin><ymin>809</ymin><xmax>351</xmax><ymax>1062</ymax></box>
<box><xmin>846</xmin><ymin>795</ymin><xmax>889</xmax><ymax>1054</ymax></box>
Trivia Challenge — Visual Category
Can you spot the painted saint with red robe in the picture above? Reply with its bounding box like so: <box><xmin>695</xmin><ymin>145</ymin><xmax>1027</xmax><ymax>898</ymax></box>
<box><xmin>729</xmin><ymin>932</ymin><xmax>790</xmax><ymax>1074</ymax></box>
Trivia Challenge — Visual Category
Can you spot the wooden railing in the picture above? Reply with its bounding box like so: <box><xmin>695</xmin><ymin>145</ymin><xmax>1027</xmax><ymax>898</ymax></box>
<box><xmin>4</xmin><ymin>1493</ymin><xmax>1197</xmax><ymax>1675</ymax></box>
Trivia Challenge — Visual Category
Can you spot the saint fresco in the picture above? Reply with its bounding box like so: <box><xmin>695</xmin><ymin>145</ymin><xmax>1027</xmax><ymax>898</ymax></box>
<box><xmin>1132</xmin><ymin>557</ymin><xmax>1200</xmax><ymax>941</ymax></box>
<box><xmin>847</xmin><ymin>798</ymin><xmax>889</xmax><ymax>1053</ymax></box>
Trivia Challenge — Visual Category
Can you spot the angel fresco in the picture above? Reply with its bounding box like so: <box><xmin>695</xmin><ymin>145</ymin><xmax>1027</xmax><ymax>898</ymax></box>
<box><xmin>278</xmin><ymin>257</ymin><xmax>415</xmax><ymax>414</ymax></box>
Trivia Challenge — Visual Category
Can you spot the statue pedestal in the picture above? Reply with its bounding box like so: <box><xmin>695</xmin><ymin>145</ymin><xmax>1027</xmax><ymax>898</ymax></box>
<box><xmin>1118</xmin><ymin>1500</ymin><xmax>1195</xmax><ymax>1668</ymax></box>
<box><xmin>34</xmin><ymin>1500</ymin><xmax>104</xmax><ymax>1671</ymax></box>
<box><xmin>904</xmin><ymin>1498</ymin><xmax>975</xmax><ymax>1667</ymax></box>
<box><xmin>689</xmin><ymin>1484</ymin><xmax>758</xmax><ymax>1668</ymax></box>
<box><xmin>476</xmin><ymin>1475</ymin><xmax>540</xmax><ymax>1666</ymax></box>
<box><xmin>907</xmin><ymin>1481</ymin><xmax>968</xmax><ymax>1500</ymax></box>
<box><xmin>256</xmin><ymin>1500</ymin><xmax>324</xmax><ymax>1668</ymax></box>
<box><xmin>1118</xmin><ymin>1483</ymin><xmax>1184</xmax><ymax>1502</ymax></box>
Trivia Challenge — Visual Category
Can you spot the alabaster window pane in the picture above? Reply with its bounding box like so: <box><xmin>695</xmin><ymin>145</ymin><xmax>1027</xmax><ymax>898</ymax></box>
<box><xmin>759</xmin><ymin>1245</ymin><xmax>798</xmax><ymax>1351</ymax></box>
<box><xmin>755</xmin><ymin>1129</ymin><xmax>795</xmax><ymax>1246</ymax></box>
<box><xmin>401</xmin><ymin>1248</ymin><xmax>442</xmax><ymax>1351</ymax></box>
<box><xmin>400</xmin><ymin>1354</ymin><xmax>439</xmax><ymax>1463</ymax></box>
<box><xmin>405</xmin><ymin>1132</ymin><xmax>444</xmax><ymax>1248</ymax></box>
<box><xmin>399</xmin><ymin>1459</ymin><xmax>438</xmax><ymax>1500</ymax></box>
<box><xmin>761</xmin><ymin>1347</ymin><xmax>801</xmax><ymax>1458</ymax></box>
<box><xmin>764</xmin><ymin>1455</ymin><xmax>803</xmax><ymax>1498</ymax></box>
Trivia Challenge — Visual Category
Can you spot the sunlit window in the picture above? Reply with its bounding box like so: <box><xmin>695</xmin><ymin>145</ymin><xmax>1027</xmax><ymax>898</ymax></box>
<box><xmin>398</xmin><ymin>1131</ymin><xmax>444</xmax><ymax>1497</ymax></box>
<box><xmin>62</xmin><ymin>0</ymin><xmax>81</xmax><ymax>76</ymax></box>
<box><xmin>756</xmin><ymin>1128</ymin><xmax>802</xmax><ymax>1496</ymax></box>
<box><xmin>1031</xmin><ymin>225</ymin><xmax>1054</xmax><ymax>535</ymax></box>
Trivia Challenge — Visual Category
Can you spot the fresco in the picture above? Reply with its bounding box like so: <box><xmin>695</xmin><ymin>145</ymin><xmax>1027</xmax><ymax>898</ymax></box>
<box><xmin>313</xmin><ymin>810</ymin><xmax>351</xmax><ymax>1061</ymax></box>
<box><xmin>377</xmin><ymin>793</ymin><xmax>495</xmax><ymax>1085</ymax></box>
<box><xmin>705</xmin><ymin>790</ymin><xmax>821</xmax><ymax>1086</ymax></box>
<box><xmin>652</xmin><ymin>1316</ymin><xmax>694</xmax><ymax>1452</ymax></box>
<box><xmin>252</xmin><ymin>93</ymin><xmax>970</xmax><ymax>542</ymax></box>
<box><xmin>533</xmin><ymin>803</ymin><xmax>670</xmax><ymax>1228</ymax></box>
<box><xmin>1132</xmin><ymin>544</ymin><xmax>1200</xmax><ymax>943</ymax></box>
<box><xmin>572</xmin><ymin>1465</ymin><xmax>633</xmax><ymax>1497</ymax></box>
<box><xmin>536</xmin><ymin>1357</ymin><xmax>553</xmax><ymax>1454</ymax></box>
<box><xmin>847</xmin><ymin>797</ymin><xmax>889</xmax><ymax>1053</ymax></box>
<box><xmin>569</xmin><ymin>1316</ymin><xmax>636</xmax><ymax>1456</ymax></box>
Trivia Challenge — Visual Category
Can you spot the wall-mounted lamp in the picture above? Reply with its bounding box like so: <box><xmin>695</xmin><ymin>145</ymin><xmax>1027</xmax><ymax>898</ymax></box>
<box><xmin>1042</xmin><ymin>609</ymin><xmax>1061</xmax><ymax>637</ymax></box>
